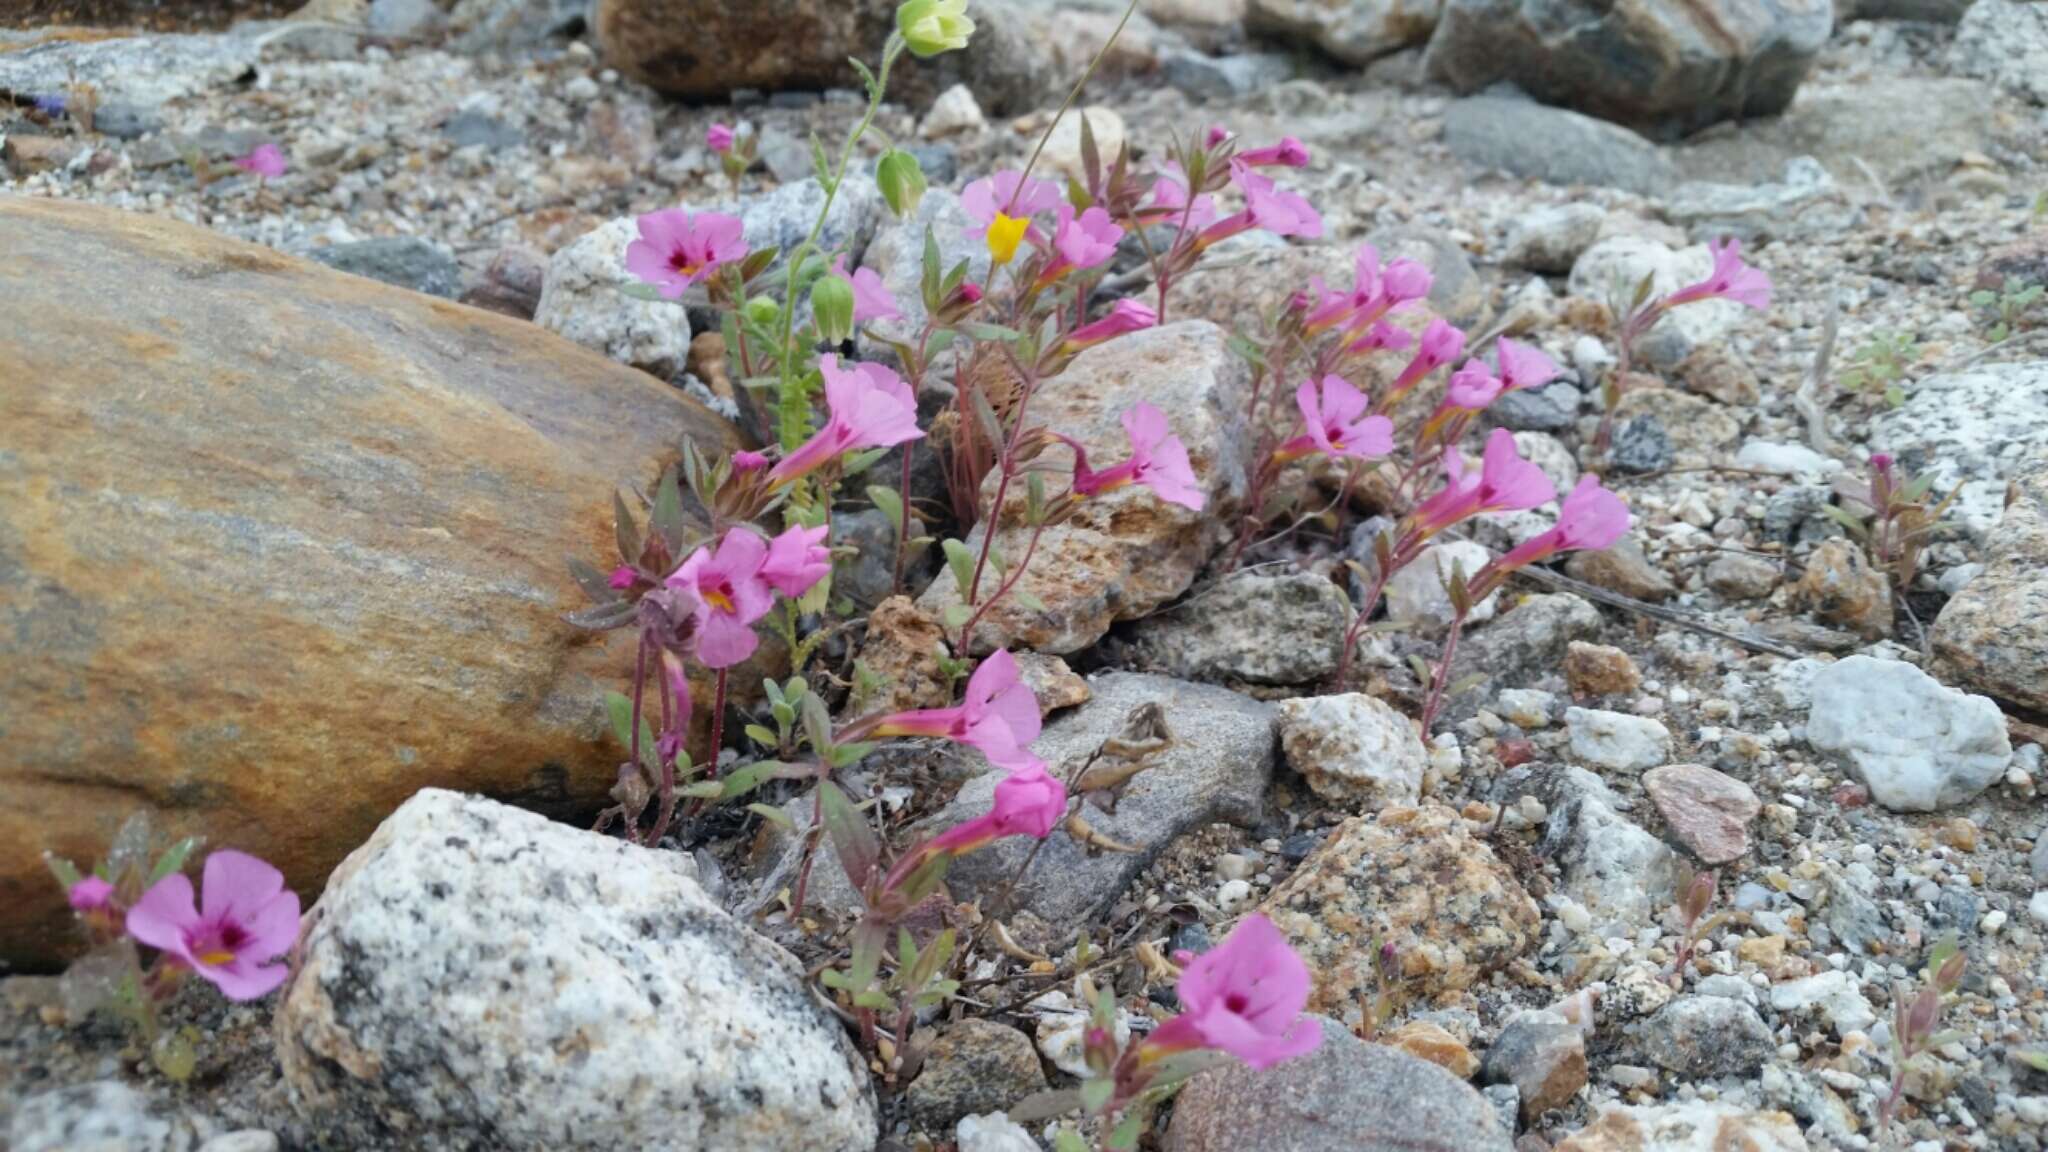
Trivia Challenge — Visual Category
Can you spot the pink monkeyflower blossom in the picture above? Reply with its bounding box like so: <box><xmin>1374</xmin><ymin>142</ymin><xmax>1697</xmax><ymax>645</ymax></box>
<box><xmin>1345</xmin><ymin>319</ymin><xmax>1413</xmax><ymax>354</ymax></box>
<box><xmin>1281</xmin><ymin>375</ymin><xmax>1395</xmax><ymax>463</ymax></box>
<box><xmin>1300</xmin><ymin>275</ymin><xmax>1357</xmax><ymax>333</ymax></box>
<box><xmin>1234</xmin><ymin>136</ymin><xmax>1309</xmax><ymax>169</ymax></box>
<box><xmin>767</xmin><ymin>355</ymin><xmax>923</xmax><ymax>485</ymax></box>
<box><xmin>1144</xmin><ymin>912</ymin><xmax>1321</xmax><ymax>1071</ymax></box>
<box><xmin>731</xmin><ymin>449</ymin><xmax>770</xmax><ymax>473</ymax></box>
<box><xmin>666</xmin><ymin>528</ymin><xmax>776</xmax><ymax>668</ymax></box>
<box><xmin>707</xmin><ymin>123</ymin><xmax>736</xmax><ymax>154</ymax></box>
<box><xmin>1495</xmin><ymin>338</ymin><xmax>1562</xmax><ymax>393</ymax></box>
<box><xmin>1384</xmin><ymin>318</ymin><xmax>1466</xmax><ymax>400</ymax></box>
<box><xmin>1485</xmin><ymin>475</ymin><xmax>1632</xmax><ymax>583</ymax></box>
<box><xmin>760</xmin><ymin>523</ymin><xmax>832</xmax><ymax>598</ymax></box>
<box><xmin>1064</xmin><ymin>298</ymin><xmax>1158</xmax><ymax>350</ymax></box>
<box><xmin>1442</xmin><ymin>361</ymin><xmax>1504</xmax><ymax>411</ymax></box>
<box><xmin>1409</xmin><ymin>427</ymin><xmax>1557</xmax><ymax>537</ymax></box>
<box><xmin>69</xmin><ymin>875</ymin><xmax>115</xmax><ymax>912</ymax></box>
<box><xmin>1144</xmin><ymin>172</ymin><xmax>1220</xmax><ymax>233</ymax></box>
<box><xmin>1066</xmin><ymin>403</ymin><xmax>1205</xmax><ymax>511</ymax></box>
<box><xmin>1196</xmin><ymin>168</ymin><xmax>1321</xmax><ymax>248</ymax></box>
<box><xmin>1377</xmin><ymin>259</ymin><xmax>1433</xmax><ymax>307</ymax></box>
<box><xmin>233</xmin><ymin>143</ymin><xmax>288</xmax><ymax>180</ymax></box>
<box><xmin>125</xmin><ymin>850</ymin><xmax>300</xmax><ymax>1001</ymax></box>
<box><xmin>1665</xmin><ymin>237</ymin><xmax>1772</xmax><ymax>311</ymax></box>
<box><xmin>1204</xmin><ymin>124</ymin><xmax>1232</xmax><ymax>149</ymax></box>
<box><xmin>829</xmin><ymin>255</ymin><xmax>901</xmax><ymax>326</ymax></box>
<box><xmin>624</xmin><ymin>210</ymin><xmax>748</xmax><ymax>299</ymax></box>
<box><xmin>608</xmin><ymin>565</ymin><xmax>639</xmax><ymax>591</ymax></box>
<box><xmin>924</xmin><ymin>763</ymin><xmax>1068</xmax><ymax>856</ymax></box>
<box><xmin>1038</xmin><ymin>204</ymin><xmax>1123</xmax><ymax>283</ymax></box>
<box><xmin>871</xmin><ymin>649</ymin><xmax>1044</xmax><ymax>769</ymax></box>
<box><xmin>961</xmin><ymin>169</ymin><xmax>1062</xmax><ymax>235</ymax></box>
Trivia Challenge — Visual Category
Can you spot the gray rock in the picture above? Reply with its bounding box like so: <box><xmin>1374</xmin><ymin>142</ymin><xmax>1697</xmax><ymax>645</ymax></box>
<box><xmin>1168</xmin><ymin>1017</ymin><xmax>1513</xmax><ymax>1151</ymax></box>
<box><xmin>1276</xmin><ymin>692</ymin><xmax>1427</xmax><ymax>808</ymax></box>
<box><xmin>904</xmin><ymin>1020</ymin><xmax>1048</xmax><ymax>1132</ymax></box>
<box><xmin>198</xmin><ymin>1135</ymin><xmax>280</xmax><ymax>1152</ymax></box>
<box><xmin>448</xmin><ymin>0</ymin><xmax>592</xmax><ymax>52</ymax></box>
<box><xmin>129</xmin><ymin>126</ymin><xmax>269</xmax><ymax>171</ymax></box>
<box><xmin>1503</xmin><ymin>204</ymin><xmax>1607</xmax><ymax>275</ymax></box>
<box><xmin>1481</xmin><ymin>1010</ymin><xmax>1587</xmax><ymax>1121</ymax></box>
<box><xmin>2034</xmin><ymin>826</ymin><xmax>2048</xmax><ymax>886</ymax></box>
<box><xmin>1424</xmin><ymin>0</ymin><xmax>1832</xmax><ymax>138</ymax></box>
<box><xmin>1385</xmin><ymin>539</ymin><xmax>1498</xmax><ymax>635</ymax></box>
<box><xmin>307</xmin><ymin>237</ymin><xmax>462</xmax><ymax>299</ymax></box>
<box><xmin>90</xmin><ymin>102</ymin><xmax>162</xmax><ymax>140</ymax></box>
<box><xmin>1838</xmin><ymin>0</ymin><xmax>1972</xmax><ymax>20</ymax></box>
<box><xmin>1122</xmin><ymin>570</ymin><xmax>1352</xmax><ymax>685</ymax></box>
<box><xmin>1492</xmin><ymin>381</ymin><xmax>1582</xmax><ymax>432</ymax></box>
<box><xmin>274</xmin><ymin>790</ymin><xmax>877</xmax><ymax>1152</ymax></box>
<box><xmin>1824</xmin><ymin>871</ymin><xmax>1888</xmax><ymax>955</ymax></box>
<box><xmin>1515</xmin><ymin>766</ymin><xmax>1677</xmax><ymax>934</ymax></box>
<box><xmin>1443</xmin><ymin>96</ymin><xmax>1677</xmax><ymax>196</ymax></box>
<box><xmin>925</xmin><ymin>674</ymin><xmax>1273</xmax><ymax>932</ymax></box>
<box><xmin>1951</xmin><ymin>0</ymin><xmax>2048</xmax><ymax>106</ymax></box>
<box><xmin>1160</xmin><ymin>50</ymin><xmax>1295</xmax><ymax>100</ymax></box>
<box><xmin>1707</xmin><ymin>554</ymin><xmax>1781</xmax><ymax>600</ymax></box>
<box><xmin>832</xmin><ymin>506</ymin><xmax>932</xmax><ymax>608</ymax></box>
<box><xmin>1674</xmin><ymin>78</ymin><xmax>1998</xmax><ymax>188</ymax></box>
<box><xmin>1873</xmin><ymin>362</ymin><xmax>2048</xmax><ymax>543</ymax></box>
<box><xmin>9</xmin><ymin>1082</ymin><xmax>198</xmax><ymax>1152</ymax></box>
<box><xmin>0</xmin><ymin>32</ymin><xmax>260</xmax><ymax>108</ymax></box>
<box><xmin>1455</xmin><ymin>593</ymin><xmax>1604</xmax><ymax>703</ymax></box>
<box><xmin>1768</xmin><ymin>969</ymin><xmax>1876</xmax><ymax>1036</ymax></box>
<box><xmin>1639</xmin><ymin>996</ymin><xmax>1774</xmax><ymax>1078</ymax></box>
<box><xmin>1665</xmin><ymin>157</ymin><xmax>1858</xmax><ymax>243</ymax></box>
<box><xmin>1247</xmin><ymin>0</ymin><xmax>1445</xmax><ymax>64</ymax></box>
<box><xmin>1481</xmin><ymin>1084</ymin><xmax>1521</xmax><ymax>1139</ymax></box>
<box><xmin>860</xmin><ymin>189</ymin><xmax>989</xmax><ymax>353</ymax></box>
<box><xmin>1805</xmin><ymin>655</ymin><xmax>2011</xmax><ymax>812</ymax></box>
<box><xmin>442</xmin><ymin>109</ymin><xmax>526</xmax><ymax>150</ymax></box>
<box><xmin>1566</xmin><ymin>707</ymin><xmax>1673</xmax><ymax>774</ymax></box>
<box><xmin>368</xmin><ymin>0</ymin><xmax>448</xmax><ymax>37</ymax></box>
<box><xmin>534</xmin><ymin>217</ymin><xmax>693</xmax><ymax>377</ymax></box>
<box><xmin>1364</xmin><ymin>225</ymin><xmax>1487</xmax><ymax>326</ymax></box>
<box><xmin>1569</xmin><ymin>237</ymin><xmax>1749</xmax><ymax>369</ymax></box>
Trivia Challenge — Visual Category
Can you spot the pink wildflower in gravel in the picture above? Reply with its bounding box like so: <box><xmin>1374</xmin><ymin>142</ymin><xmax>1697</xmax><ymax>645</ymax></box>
<box><xmin>126</xmin><ymin>850</ymin><xmax>300</xmax><ymax>1001</ymax></box>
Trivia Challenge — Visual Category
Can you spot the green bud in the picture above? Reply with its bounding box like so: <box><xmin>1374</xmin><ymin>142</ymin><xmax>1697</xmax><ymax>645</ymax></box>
<box><xmin>896</xmin><ymin>0</ymin><xmax>975</xmax><ymax>58</ymax></box>
<box><xmin>875</xmin><ymin>148</ymin><xmax>928</xmax><ymax>218</ymax></box>
<box><xmin>743</xmin><ymin>295</ymin><xmax>781</xmax><ymax>326</ymax></box>
<box><xmin>811</xmin><ymin>273</ymin><xmax>856</xmax><ymax>344</ymax></box>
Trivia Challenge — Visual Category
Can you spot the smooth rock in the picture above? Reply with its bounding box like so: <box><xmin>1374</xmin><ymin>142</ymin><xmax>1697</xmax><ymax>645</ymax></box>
<box><xmin>1675</xmin><ymin>78</ymin><xmax>1998</xmax><ymax>188</ymax></box>
<box><xmin>1563</xmin><ymin>641</ymin><xmax>1641</xmax><ymax>699</ymax></box>
<box><xmin>1503</xmin><ymin>204</ymin><xmax>1607</xmax><ymax>275</ymax></box>
<box><xmin>1570</xmin><ymin>239</ymin><xmax>1748</xmax><ymax>369</ymax></box>
<box><xmin>1386</xmin><ymin>1019</ymin><xmax>1480</xmax><ymax>1078</ymax></box>
<box><xmin>918</xmin><ymin>323</ymin><xmax>1254</xmax><ymax>654</ymax></box>
<box><xmin>1364</xmin><ymin>225</ymin><xmax>1487</xmax><ymax>327</ymax></box>
<box><xmin>924</xmin><ymin>674</ymin><xmax>1274</xmax><ymax>931</ymax></box>
<box><xmin>1705</xmin><ymin>553</ymin><xmax>1781</xmax><ymax>600</ymax></box>
<box><xmin>1492</xmin><ymin>381</ymin><xmax>1583</xmax><ymax>432</ymax></box>
<box><xmin>1678</xmin><ymin>346</ymin><xmax>1763</xmax><ymax>408</ymax></box>
<box><xmin>1443</xmin><ymin>96</ymin><xmax>1677</xmax><ymax>196</ymax></box>
<box><xmin>1424</xmin><ymin>0</ymin><xmax>1832</xmax><ymax>137</ymax></box>
<box><xmin>1951</xmin><ymin>0</ymin><xmax>2048</xmax><ymax>106</ymax></box>
<box><xmin>1936</xmin><ymin>458</ymin><xmax>2048</xmax><ymax>712</ymax></box>
<box><xmin>1735</xmin><ymin>440</ymin><xmax>1838</xmax><ymax>477</ymax></box>
<box><xmin>1643</xmin><ymin>765</ymin><xmax>1759</xmax><ymax>864</ymax></box>
<box><xmin>460</xmin><ymin>243</ymin><xmax>548</xmax><ymax>319</ymax></box>
<box><xmin>1805</xmin><ymin>655</ymin><xmax>2011</xmax><ymax>812</ymax></box>
<box><xmin>1385</xmin><ymin>540</ymin><xmax>1498</xmax><ymax>635</ymax></box>
<box><xmin>0</xmin><ymin>198</ymin><xmax>736</xmax><ymax>968</ymax></box>
<box><xmin>1481</xmin><ymin>1010</ymin><xmax>1587</xmax><ymax>1121</ymax></box>
<box><xmin>1566</xmin><ymin>539</ymin><xmax>1676</xmax><ymax>602</ymax></box>
<box><xmin>8</xmin><ymin>1081</ymin><xmax>198</xmax><ymax>1152</ymax></box>
<box><xmin>955</xmin><ymin>1113</ymin><xmax>1040</xmax><ymax>1152</ymax></box>
<box><xmin>1246</xmin><ymin>0</ymin><xmax>1444</xmax><ymax>64</ymax></box>
<box><xmin>1167</xmin><ymin>1017</ymin><xmax>1512</xmax><ymax>1152</ymax></box>
<box><xmin>308</xmin><ymin>236</ymin><xmax>462</xmax><ymax>299</ymax></box>
<box><xmin>1873</xmin><ymin>361</ymin><xmax>2048</xmax><ymax>543</ymax></box>
<box><xmin>1567</xmin><ymin>707</ymin><xmax>1672</xmax><ymax>774</ymax></box>
<box><xmin>0</xmin><ymin>32</ymin><xmax>261</xmax><ymax>107</ymax></box>
<box><xmin>1768</xmin><ymin>969</ymin><xmax>1876</xmax><ymax>1036</ymax></box>
<box><xmin>1613</xmin><ymin>388</ymin><xmax>1742</xmax><ymax>463</ymax></box>
<box><xmin>920</xmin><ymin>83</ymin><xmax>986</xmax><ymax>138</ymax></box>
<box><xmin>1454</xmin><ymin>594</ymin><xmax>1604</xmax><ymax>702</ymax></box>
<box><xmin>1639</xmin><ymin>996</ymin><xmax>1773</xmax><ymax>1078</ymax></box>
<box><xmin>1664</xmin><ymin>157</ymin><xmax>1856</xmax><ymax>243</ymax></box>
<box><xmin>1276</xmin><ymin>693</ymin><xmax>1426</xmax><ymax>808</ymax></box>
<box><xmin>274</xmin><ymin>790</ymin><xmax>876</xmax><ymax>1152</ymax></box>
<box><xmin>197</xmin><ymin>1135</ymin><xmax>279</xmax><ymax>1152</ymax></box>
<box><xmin>1121</xmin><ymin>570</ymin><xmax>1352</xmax><ymax>685</ymax></box>
<box><xmin>904</xmin><ymin>1020</ymin><xmax>1048</xmax><ymax>1133</ymax></box>
<box><xmin>1159</xmin><ymin>50</ymin><xmax>1295</xmax><ymax>100</ymax></box>
<box><xmin>1039</xmin><ymin>107</ymin><xmax>1127</xmax><ymax>184</ymax></box>
<box><xmin>1554</xmin><ymin>1102</ymin><xmax>1810</xmax><ymax>1151</ymax></box>
<box><xmin>1265</xmin><ymin>805</ymin><xmax>1541</xmax><ymax>1018</ymax></box>
<box><xmin>534</xmin><ymin>216</ymin><xmax>692</xmax><ymax>376</ymax></box>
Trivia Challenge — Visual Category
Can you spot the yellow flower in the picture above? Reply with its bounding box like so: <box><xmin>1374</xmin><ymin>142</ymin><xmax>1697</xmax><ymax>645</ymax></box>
<box><xmin>897</xmin><ymin>0</ymin><xmax>975</xmax><ymax>57</ymax></box>
<box><xmin>985</xmin><ymin>212</ymin><xmax>1028</xmax><ymax>265</ymax></box>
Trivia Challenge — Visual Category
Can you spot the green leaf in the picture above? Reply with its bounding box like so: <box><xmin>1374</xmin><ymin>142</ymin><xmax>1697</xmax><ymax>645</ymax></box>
<box><xmin>651</xmin><ymin>467</ymin><xmax>688</xmax><ymax>556</ymax></box>
<box><xmin>866</xmin><ymin>485</ymin><xmax>904</xmax><ymax>531</ymax></box>
<box><xmin>841</xmin><ymin>446</ymin><xmax>890</xmax><ymax>475</ymax></box>
<box><xmin>679</xmin><ymin>780</ymin><xmax>726</xmax><ymax>799</ymax></box>
<box><xmin>851</xmin><ymin>989</ymin><xmax>895</xmax><ymax>1010</ymax></box>
<box><xmin>2013</xmin><ymin>1047</ymin><xmax>2048</xmax><ymax>1073</ymax></box>
<box><xmin>747</xmin><ymin>802</ymin><xmax>795</xmax><ymax>829</ymax></box>
<box><xmin>1054</xmin><ymin>1129</ymin><xmax>1092</xmax><ymax>1152</ymax></box>
<box><xmin>942</xmin><ymin>538</ymin><xmax>977</xmax><ymax>600</ymax></box>
<box><xmin>148</xmin><ymin>837</ymin><xmax>204</xmax><ymax>885</ymax></box>
<box><xmin>1079</xmin><ymin>1078</ymin><xmax>1115</xmax><ymax>1113</ymax></box>
<box><xmin>1015</xmin><ymin>589</ymin><xmax>1047</xmax><ymax>613</ymax></box>
<box><xmin>613</xmin><ymin>491</ymin><xmax>643</xmax><ymax>568</ymax></box>
<box><xmin>567</xmin><ymin>555</ymin><xmax>623</xmax><ymax>603</ymax></box>
<box><xmin>942</xmin><ymin>603</ymin><xmax>972</xmax><ymax>630</ymax></box>
<box><xmin>44</xmin><ymin>854</ymin><xmax>83</xmax><ymax>892</ymax></box>
<box><xmin>921</xmin><ymin>226</ymin><xmax>943</xmax><ymax>311</ymax></box>
<box><xmin>616</xmin><ymin>282</ymin><xmax>684</xmax><ymax>303</ymax></box>
<box><xmin>1107</xmin><ymin>1110</ymin><xmax>1146</xmax><ymax>1149</ymax></box>
<box><xmin>818</xmin><ymin>781</ymin><xmax>881</xmax><ymax>889</ymax></box>
<box><xmin>827</xmin><ymin>740</ymin><xmax>876</xmax><ymax>769</ymax></box>
<box><xmin>744</xmin><ymin>723</ymin><xmax>780</xmax><ymax>748</ymax></box>
<box><xmin>718</xmin><ymin>759</ymin><xmax>796</xmax><ymax>800</ymax></box>
<box><xmin>959</xmin><ymin>322</ymin><xmax>1023</xmax><ymax>342</ymax></box>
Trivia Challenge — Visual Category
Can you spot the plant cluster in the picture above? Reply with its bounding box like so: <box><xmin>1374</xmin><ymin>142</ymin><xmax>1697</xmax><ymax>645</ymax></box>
<box><xmin>1879</xmin><ymin>934</ymin><xmax>1968</xmax><ymax>1130</ymax></box>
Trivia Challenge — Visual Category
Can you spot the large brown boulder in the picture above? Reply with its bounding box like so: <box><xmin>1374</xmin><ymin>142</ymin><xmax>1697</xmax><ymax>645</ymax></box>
<box><xmin>0</xmin><ymin>197</ymin><xmax>738</xmax><ymax>969</ymax></box>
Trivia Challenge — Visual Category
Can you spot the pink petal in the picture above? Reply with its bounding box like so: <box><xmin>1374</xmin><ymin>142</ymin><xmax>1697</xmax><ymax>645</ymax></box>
<box><xmin>125</xmin><ymin>874</ymin><xmax>200</xmax><ymax>961</ymax></box>
<box><xmin>201</xmin><ymin>849</ymin><xmax>286</xmax><ymax>926</ymax></box>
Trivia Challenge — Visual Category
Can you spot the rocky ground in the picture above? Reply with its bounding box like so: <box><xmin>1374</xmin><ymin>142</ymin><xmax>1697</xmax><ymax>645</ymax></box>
<box><xmin>5</xmin><ymin>0</ymin><xmax>2048</xmax><ymax>1150</ymax></box>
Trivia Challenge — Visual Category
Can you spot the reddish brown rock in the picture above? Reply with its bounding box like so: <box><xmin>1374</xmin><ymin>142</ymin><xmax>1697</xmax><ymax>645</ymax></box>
<box><xmin>1564</xmin><ymin>641</ymin><xmax>1641</xmax><ymax>699</ymax></box>
<box><xmin>0</xmin><ymin>197</ymin><xmax>740</xmax><ymax>968</ymax></box>
<box><xmin>1795</xmin><ymin>537</ymin><xmax>1891</xmax><ymax>639</ymax></box>
<box><xmin>1643</xmin><ymin>764</ymin><xmax>1761</xmax><ymax>865</ymax></box>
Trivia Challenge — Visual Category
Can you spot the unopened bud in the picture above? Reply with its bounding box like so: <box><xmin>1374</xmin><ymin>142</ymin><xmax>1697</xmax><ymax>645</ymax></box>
<box><xmin>896</xmin><ymin>0</ymin><xmax>975</xmax><ymax>58</ymax></box>
<box><xmin>743</xmin><ymin>295</ymin><xmax>780</xmax><ymax>326</ymax></box>
<box><xmin>875</xmin><ymin>148</ymin><xmax>927</xmax><ymax>218</ymax></box>
<box><xmin>811</xmin><ymin>273</ymin><xmax>856</xmax><ymax>344</ymax></box>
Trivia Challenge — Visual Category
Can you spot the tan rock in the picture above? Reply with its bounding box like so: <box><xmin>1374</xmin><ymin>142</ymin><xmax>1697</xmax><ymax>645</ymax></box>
<box><xmin>1015</xmin><ymin>652</ymin><xmax>1089</xmax><ymax>715</ymax></box>
<box><xmin>1674</xmin><ymin>344</ymin><xmax>1761</xmax><ymax>407</ymax></box>
<box><xmin>917</xmin><ymin>322</ymin><xmax>1255</xmax><ymax>654</ymax></box>
<box><xmin>1614</xmin><ymin>388</ymin><xmax>1742</xmax><ymax>465</ymax></box>
<box><xmin>1794</xmin><ymin>537</ymin><xmax>1891</xmax><ymax>639</ymax></box>
<box><xmin>852</xmin><ymin>597</ymin><xmax>954</xmax><ymax>715</ymax></box>
<box><xmin>1554</xmin><ymin>1101</ymin><xmax>1810</xmax><ymax>1152</ymax></box>
<box><xmin>1643</xmin><ymin>764</ymin><xmax>1760</xmax><ymax>865</ymax></box>
<box><xmin>1263</xmin><ymin>805</ymin><xmax>1540</xmax><ymax>1016</ymax></box>
<box><xmin>0</xmin><ymin>197</ymin><xmax>739</xmax><ymax>968</ymax></box>
<box><xmin>1565</xmin><ymin>538</ymin><xmax>1676</xmax><ymax>602</ymax></box>
<box><xmin>1564</xmin><ymin>641</ymin><xmax>1641</xmax><ymax>699</ymax></box>
<box><xmin>1737</xmin><ymin>934</ymin><xmax>1786</xmax><ymax>966</ymax></box>
<box><xmin>1386</xmin><ymin>1019</ymin><xmax>1479</xmax><ymax>1079</ymax></box>
<box><xmin>1933</xmin><ymin>455</ymin><xmax>2048</xmax><ymax>713</ymax></box>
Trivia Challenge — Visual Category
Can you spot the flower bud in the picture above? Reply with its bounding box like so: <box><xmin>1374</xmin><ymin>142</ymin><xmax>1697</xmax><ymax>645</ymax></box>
<box><xmin>743</xmin><ymin>295</ymin><xmax>781</xmax><ymax>326</ymax></box>
<box><xmin>876</xmin><ymin>148</ymin><xmax>928</xmax><ymax>218</ymax></box>
<box><xmin>811</xmin><ymin>273</ymin><xmax>856</xmax><ymax>344</ymax></box>
<box><xmin>896</xmin><ymin>0</ymin><xmax>974</xmax><ymax>58</ymax></box>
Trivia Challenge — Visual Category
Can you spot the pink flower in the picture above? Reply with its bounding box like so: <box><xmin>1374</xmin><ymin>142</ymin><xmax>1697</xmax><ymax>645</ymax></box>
<box><xmin>1204</xmin><ymin>124</ymin><xmax>1232</xmax><ymax>149</ymax></box>
<box><xmin>731</xmin><ymin>449</ymin><xmax>769</xmax><ymax>473</ymax></box>
<box><xmin>1234</xmin><ymin>136</ymin><xmax>1309</xmax><ymax>169</ymax></box>
<box><xmin>760</xmin><ymin>523</ymin><xmax>832</xmax><ymax>598</ymax></box>
<box><xmin>1442</xmin><ymin>361</ymin><xmax>1504</xmax><ymax>411</ymax></box>
<box><xmin>1488</xmin><ymin>475</ymin><xmax>1632</xmax><ymax>575</ymax></box>
<box><xmin>1197</xmin><ymin>169</ymin><xmax>1321</xmax><ymax>248</ymax></box>
<box><xmin>829</xmin><ymin>255</ymin><xmax>901</xmax><ymax>325</ymax></box>
<box><xmin>1378</xmin><ymin>259</ymin><xmax>1433</xmax><ymax>306</ymax></box>
<box><xmin>871</xmin><ymin>649</ymin><xmax>1044</xmax><ymax>769</ymax></box>
<box><xmin>1665</xmin><ymin>237</ymin><xmax>1772</xmax><ymax>311</ymax></box>
<box><xmin>1064</xmin><ymin>298</ymin><xmax>1157</xmax><ymax>350</ymax></box>
<box><xmin>69</xmin><ymin>875</ymin><xmax>114</xmax><ymax>912</ymax></box>
<box><xmin>232</xmin><ymin>143</ymin><xmax>288</xmax><ymax>180</ymax></box>
<box><xmin>1346</xmin><ymin>320</ymin><xmax>1413</xmax><ymax>353</ymax></box>
<box><xmin>925</xmin><ymin>763</ymin><xmax>1068</xmax><ymax>855</ymax></box>
<box><xmin>707</xmin><ymin>122</ymin><xmax>735</xmax><ymax>154</ymax></box>
<box><xmin>1283</xmin><ymin>375</ymin><xmax>1394</xmax><ymax>462</ymax></box>
<box><xmin>1385</xmin><ymin>318</ymin><xmax>1466</xmax><ymax>401</ymax></box>
<box><xmin>1039</xmin><ymin>204</ymin><xmax>1123</xmax><ymax>283</ymax></box>
<box><xmin>666</xmin><ymin>528</ymin><xmax>776</xmax><ymax>668</ymax></box>
<box><xmin>1145</xmin><ymin>173</ymin><xmax>1219</xmax><ymax>232</ymax></box>
<box><xmin>1144</xmin><ymin>913</ymin><xmax>1320</xmax><ymax>1071</ymax></box>
<box><xmin>1409</xmin><ymin>428</ymin><xmax>1556</xmax><ymax>536</ymax></box>
<box><xmin>961</xmin><ymin>169</ymin><xmax>1062</xmax><ymax>234</ymax></box>
<box><xmin>607</xmin><ymin>565</ymin><xmax>639</xmax><ymax>591</ymax></box>
<box><xmin>1068</xmin><ymin>403</ymin><xmax>1205</xmax><ymax>511</ymax></box>
<box><xmin>1496</xmin><ymin>338</ymin><xmax>1561</xmax><ymax>393</ymax></box>
<box><xmin>126</xmin><ymin>850</ymin><xmax>300</xmax><ymax>1001</ymax></box>
<box><xmin>624</xmin><ymin>210</ymin><xmax>748</xmax><ymax>299</ymax></box>
<box><xmin>767</xmin><ymin>355</ymin><xmax>923</xmax><ymax>485</ymax></box>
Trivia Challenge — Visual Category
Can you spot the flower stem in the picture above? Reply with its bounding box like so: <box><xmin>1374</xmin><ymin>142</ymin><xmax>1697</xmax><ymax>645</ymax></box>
<box><xmin>1418</xmin><ymin>609</ymin><xmax>1465</xmax><ymax>734</ymax></box>
<box><xmin>707</xmin><ymin>667</ymin><xmax>729</xmax><ymax>778</ymax></box>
